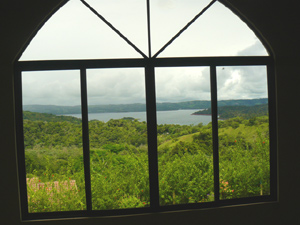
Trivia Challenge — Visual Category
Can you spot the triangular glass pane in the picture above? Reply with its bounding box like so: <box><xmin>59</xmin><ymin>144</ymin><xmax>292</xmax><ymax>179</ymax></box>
<box><xmin>158</xmin><ymin>1</ymin><xmax>268</xmax><ymax>57</ymax></box>
<box><xmin>20</xmin><ymin>0</ymin><xmax>142</xmax><ymax>61</ymax></box>
<box><xmin>85</xmin><ymin>0</ymin><xmax>148</xmax><ymax>57</ymax></box>
<box><xmin>150</xmin><ymin>0</ymin><xmax>213</xmax><ymax>56</ymax></box>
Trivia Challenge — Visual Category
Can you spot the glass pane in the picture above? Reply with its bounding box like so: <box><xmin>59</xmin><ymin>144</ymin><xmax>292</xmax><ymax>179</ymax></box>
<box><xmin>155</xmin><ymin>67</ymin><xmax>214</xmax><ymax>205</ymax></box>
<box><xmin>85</xmin><ymin>0</ymin><xmax>148</xmax><ymax>56</ymax></box>
<box><xmin>158</xmin><ymin>1</ymin><xmax>268</xmax><ymax>57</ymax></box>
<box><xmin>22</xmin><ymin>70</ymin><xmax>86</xmax><ymax>212</ymax></box>
<box><xmin>86</xmin><ymin>68</ymin><xmax>149</xmax><ymax>210</ymax></box>
<box><xmin>151</xmin><ymin>0</ymin><xmax>213</xmax><ymax>56</ymax></box>
<box><xmin>20</xmin><ymin>0</ymin><xmax>141</xmax><ymax>61</ymax></box>
<box><xmin>217</xmin><ymin>66</ymin><xmax>270</xmax><ymax>199</ymax></box>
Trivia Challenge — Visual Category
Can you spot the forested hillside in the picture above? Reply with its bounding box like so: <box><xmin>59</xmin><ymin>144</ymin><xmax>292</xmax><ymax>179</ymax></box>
<box><xmin>23</xmin><ymin>111</ymin><xmax>270</xmax><ymax>212</ymax></box>
<box><xmin>23</xmin><ymin>98</ymin><xmax>268</xmax><ymax>114</ymax></box>
<box><xmin>193</xmin><ymin>104</ymin><xmax>268</xmax><ymax>119</ymax></box>
<box><xmin>23</xmin><ymin>111</ymin><xmax>82</xmax><ymax>123</ymax></box>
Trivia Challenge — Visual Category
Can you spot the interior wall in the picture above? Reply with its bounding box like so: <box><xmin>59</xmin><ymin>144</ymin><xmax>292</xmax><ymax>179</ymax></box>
<box><xmin>0</xmin><ymin>0</ymin><xmax>299</xmax><ymax>224</ymax></box>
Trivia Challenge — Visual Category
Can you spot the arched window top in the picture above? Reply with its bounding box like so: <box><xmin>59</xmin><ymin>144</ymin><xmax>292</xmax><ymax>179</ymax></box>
<box><xmin>19</xmin><ymin>0</ymin><xmax>268</xmax><ymax>61</ymax></box>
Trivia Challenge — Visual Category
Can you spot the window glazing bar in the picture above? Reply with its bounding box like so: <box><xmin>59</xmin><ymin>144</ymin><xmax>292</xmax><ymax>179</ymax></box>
<box><xmin>17</xmin><ymin>56</ymin><xmax>271</xmax><ymax>71</ymax></box>
<box><xmin>80</xmin><ymin>68</ymin><xmax>92</xmax><ymax>211</ymax></box>
<box><xmin>14</xmin><ymin>66</ymin><xmax>30</xmax><ymax>219</ymax></box>
<box><xmin>267</xmin><ymin>62</ymin><xmax>278</xmax><ymax>200</ymax></box>
<box><xmin>152</xmin><ymin>56</ymin><xmax>272</xmax><ymax>67</ymax></box>
<box><xmin>18</xmin><ymin>58</ymin><xmax>146</xmax><ymax>71</ymax></box>
<box><xmin>147</xmin><ymin>0</ymin><xmax>152</xmax><ymax>58</ymax></box>
<box><xmin>145</xmin><ymin>63</ymin><xmax>160</xmax><ymax>210</ymax></box>
<box><xmin>210</xmin><ymin>65</ymin><xmax>220</xmax><ymax>201</ymax></box>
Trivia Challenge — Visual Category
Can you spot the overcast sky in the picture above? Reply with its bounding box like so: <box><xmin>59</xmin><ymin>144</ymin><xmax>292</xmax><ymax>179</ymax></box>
<box><xmin>20</xmin><ymin>0</ymin><xmax>269</xmax><ymax>106</ymax></box>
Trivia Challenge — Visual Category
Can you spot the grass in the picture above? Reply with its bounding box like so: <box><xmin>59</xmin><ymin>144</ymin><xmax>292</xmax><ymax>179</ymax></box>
<box><xmin>158</xmin><ymin>132</ymin><xmax>199</xmax><ymax>150</ymax></box>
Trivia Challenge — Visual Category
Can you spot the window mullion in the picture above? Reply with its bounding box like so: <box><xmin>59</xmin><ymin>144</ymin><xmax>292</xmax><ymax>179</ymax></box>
<box><xmin>147</xmin><ymin>0</ymin><xmax>152</xmax><ymax>58</ymax></box>
<box><xmin>145</xmin><ymin>63</ymin><xmax>160</xmax><ymax>210</ymax></box>
<box><xmin>267</xmin><ymin>62</ymin><xmax>277</xmax><ymax>200</ymax></box>
<box><xmin>15</xmin><ymin>67</ymin><xmax>30</xmax><ymax>218</ymax></box>
<box><xmin>80</xmin><ymin>68</ymin><xmax>92</xmax><ymax>211</ymax></box>
<box><xmin>210</xmin><ymin>65</ymin><xmax>220</xmax><ymax>201</ymax></box>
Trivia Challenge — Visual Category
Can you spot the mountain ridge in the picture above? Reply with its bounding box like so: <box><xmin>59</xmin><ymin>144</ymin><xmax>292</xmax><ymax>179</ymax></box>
<box><xmin>23</xmin><ymin>98</ymin><xmax>268</xmax><ymax>115</ymax></box>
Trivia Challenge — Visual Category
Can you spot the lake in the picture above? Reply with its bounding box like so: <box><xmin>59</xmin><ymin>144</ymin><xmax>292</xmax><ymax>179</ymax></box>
<box><xmin>65</xmin><ymin>109</ymin><xmax>211</xmax><ymax>125</ymax></box>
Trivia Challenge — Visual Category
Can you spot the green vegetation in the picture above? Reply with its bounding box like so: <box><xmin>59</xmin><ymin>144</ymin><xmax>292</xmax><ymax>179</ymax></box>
<box><xmin>23</xmin><ymin>98</ymin><xmax>267</xmax><ymax>114</ymax></box>
<box><xmin>193</xmin><ymin>104</ymin><xmax>268</xmax><ymax>119</ymax></box>
<box><xmin>24</xmin><ymin>111</ymin><xmax>270</xmax><ymax>212</ymax></box>
<box><xmin>23</xmin><ymin>111</ymin><xmax>82</xmax><ymax>124</ymax></box>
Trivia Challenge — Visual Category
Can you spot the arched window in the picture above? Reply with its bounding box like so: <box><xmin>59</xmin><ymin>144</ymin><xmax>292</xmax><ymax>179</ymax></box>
<box><xmin>15</xmin><ymin>0</ymin><xmax>276</xmax><ymax>220</ymax></box>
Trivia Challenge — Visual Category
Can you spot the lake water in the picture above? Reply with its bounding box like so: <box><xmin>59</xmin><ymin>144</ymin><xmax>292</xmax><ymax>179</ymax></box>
<box><xmin>65</xmin><ymin>109</ymin><xmax>211</xmax><ymax>125</ymax></box>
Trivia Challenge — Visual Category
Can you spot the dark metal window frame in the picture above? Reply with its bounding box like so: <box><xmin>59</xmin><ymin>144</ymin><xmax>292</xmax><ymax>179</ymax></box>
<box><xmin>14</xmin><ymin>0</ymin><xmax>277</xmax><ymax>220</ymax></box>
<box><xmin>15</xmin><ymin>56</ymin><xmax>277</xmax><ymax>220</ymax></box>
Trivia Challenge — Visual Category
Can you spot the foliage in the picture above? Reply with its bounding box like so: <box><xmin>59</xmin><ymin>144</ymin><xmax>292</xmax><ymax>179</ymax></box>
<box><xmin>24</xmin><ymin>111</ymin><xmax>270</xmax><ymax>212</ymax></box>
<box><xmin>23</xmin><ymin>111</ymin><xmax>82</xmax><ymax>124</ymax></box>
<box><xmin>193</xmin><ymin>104</ymin><xmax>268</xmax><ymax>119</ymax></box>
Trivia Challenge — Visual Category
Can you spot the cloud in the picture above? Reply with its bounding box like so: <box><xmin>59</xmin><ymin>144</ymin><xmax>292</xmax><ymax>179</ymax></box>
<box><xmin>87</xmin><ymin>68</ymin><xmax>146</xmax><ymax>105</ymax></box>
<box><xmin>22</xmin><ymin>70</ymin><xmax>82</xmax><ymax>106</ymax></box>
<box><xmin>20</xmin><ymin>0</ymin><xmax>269</xmax><ymax>106</ymax></box>
<box><xmin>150</xmin><ymin>0</ymin><xmax>213</xmax><ymax>55</ymax></box>
<box><xmin>155</xmin><ymin>0</ymin><xmax>176</xmax><ymax>10</ymax></box>
<box><xmin>22</xmin><ymin>42</ymin><xmax>269</xmax><ymax>106</ymax></box>
<box><xmin>237</xmin><ymin>40</ymin><xmax>269</xmax><ymax>56</ymax></box>
<box><xmin>22</xmin><ymin>68</ymin><xmax>147</xmax><ymax>106</ymax></box>
<box><xmin>217</xmin><ymin>65</ymin><xmax>268</xmax><ymax>100</ymax></box>
<box><xmin>20</xmin><ymin>0</ymin><xmax>143</xmax><ymax>60</ymax></box>
<box><xmin>155</xmin><ymin>67</ymin><xmax>211</xmax><ymax>102</ymax></box>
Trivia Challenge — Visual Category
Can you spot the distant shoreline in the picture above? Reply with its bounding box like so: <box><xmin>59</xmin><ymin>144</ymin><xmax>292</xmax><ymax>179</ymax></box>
<box><xmin>23</xmin><ymin>98</ymin><xmax>268</xmax><ymax>115</ymax></box>
<box><xmin>191</xmin><ymin>113</ymin><xmax>211</xmax><ymax>116</ymax></box>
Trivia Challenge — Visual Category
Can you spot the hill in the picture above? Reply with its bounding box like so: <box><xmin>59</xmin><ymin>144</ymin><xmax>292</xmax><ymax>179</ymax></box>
<box><xmin>23</xmin><ymin>111</ymin><xmax>82</xmax><ymax>124</ymax></box>
<box><xmin>192</xmin><ymin>104</ymin><xmax>268</xmax><ymax>119</ymax></box>
<box><xmin>23</xmin><ymin>98</ymin><xmax>268</xmax><ymax>115</ymax></box>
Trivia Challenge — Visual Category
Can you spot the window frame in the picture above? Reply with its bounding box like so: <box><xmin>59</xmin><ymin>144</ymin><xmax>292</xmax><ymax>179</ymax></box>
<box><xmin>15</xmin><ymin>55</ymin><xmax>277</xmax><ymax>220</ymax></box>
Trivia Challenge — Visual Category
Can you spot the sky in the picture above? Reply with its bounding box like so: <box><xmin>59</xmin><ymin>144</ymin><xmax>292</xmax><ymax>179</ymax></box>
<box><xmin>20</xmin><ymin>0</ymin><xmax>269</xmax><ymax>106</ymax></box>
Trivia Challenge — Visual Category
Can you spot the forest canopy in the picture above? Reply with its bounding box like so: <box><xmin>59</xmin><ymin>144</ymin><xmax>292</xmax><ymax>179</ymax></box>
<box><xmin>23</xmin><ymin>108</ymin><xmax>270</xmax><ymax>212</ymax></box>
<box><xmin>192</xmin><ymin>103</ymin><xmax>268</xmax><ymax>119</ymax></box>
